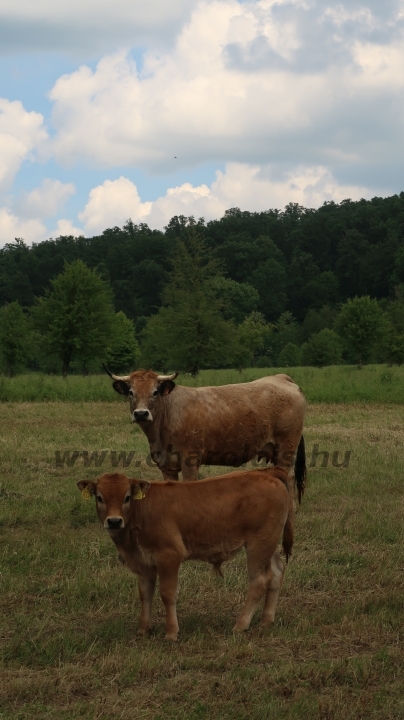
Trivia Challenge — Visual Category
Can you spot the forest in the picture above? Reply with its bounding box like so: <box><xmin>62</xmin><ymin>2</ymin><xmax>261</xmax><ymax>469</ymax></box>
<box><xmin>1</xmin><ymin>193</ymin><xmax>404</xmax><ymax>375</ymax></box>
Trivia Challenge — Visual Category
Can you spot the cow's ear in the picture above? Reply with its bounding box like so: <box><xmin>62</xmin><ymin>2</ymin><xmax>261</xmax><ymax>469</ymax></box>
<box><xmin>112</xmin><ymin>380</ymin><xmax>130</xmax><ymax>396</ymax></box>
<box><xmin>77</xmin><ymin>480</ymin><xmax>96</xmax><ymax>498</ymax></box>
<box><xmin>158</xmin><ymin>380</ymin><xmax>176</xmax><ymax>396</ymax></box>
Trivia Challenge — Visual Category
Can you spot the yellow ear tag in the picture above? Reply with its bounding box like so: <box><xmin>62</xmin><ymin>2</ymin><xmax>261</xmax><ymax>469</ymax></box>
<box><xmin>81</xmin><ymin>488</ymin><xmax>91</xmax><ymax>500</ymax></box>
<box><xmin>133</xmin><ymin>487</ymin><xmax>145</xmax><ymax>500</ymax></box>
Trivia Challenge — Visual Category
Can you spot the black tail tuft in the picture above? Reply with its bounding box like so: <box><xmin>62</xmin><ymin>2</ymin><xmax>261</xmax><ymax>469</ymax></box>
<box><xmin>282</xmin><ymin>512</ymin><xmax>294</xmax><ymax>562</ymax></box>
<box><xmin>294</xmin><ymin>435</ymin><xmax>307</xmax><ymax>504</ymax></box>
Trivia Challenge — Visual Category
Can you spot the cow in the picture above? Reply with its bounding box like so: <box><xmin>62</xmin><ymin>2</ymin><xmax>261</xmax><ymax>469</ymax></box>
<box><xmin>103</xmin><ymin>366</ymin><xmax>307</xmax><ymax>502</ymax></box>
<box><xmin>77</xmin><ymin>468</ymin><xmax>293</xmax><ymax>640</ymax></box>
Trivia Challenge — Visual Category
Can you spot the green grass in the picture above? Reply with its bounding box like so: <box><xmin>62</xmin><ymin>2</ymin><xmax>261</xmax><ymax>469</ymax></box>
<box><xmin>1</xmin><ymin>401</ymin><xmax>404</xmax><ymax>718</ymax></box>
<box><xmin>1</xmin><ymin>364</ymin><xmax>404</xmax><ymax>402</ymax></box>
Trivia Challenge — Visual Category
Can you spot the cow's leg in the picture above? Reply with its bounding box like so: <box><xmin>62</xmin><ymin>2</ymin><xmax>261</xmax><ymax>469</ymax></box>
<box><xmin>156</xmin><ymin>554</ymin><xmax>181</xmax><ymax>641</ymax></box>
<box><xmin>261</xmin><ymin>552</ymin><xmax>285</xmax><ymax>626</ymax></box>
<box><xmin>137</xmin><ymin>570</ymin><xmax>157</xmax><ymax>636</ymax></box>
<box><xmin>181</xmin><ymin>462</ymin><xmax>199</xmax><ymax>481</ymax></box>
<box><xmin>233</xmin><ymin>546</ymin><xmax>270</xmax><ymax>633</ymax></box>
<box><xmin>160</xmin><ymin>468</ymin><xmax>179</xmax><ymax>481</ymax></box>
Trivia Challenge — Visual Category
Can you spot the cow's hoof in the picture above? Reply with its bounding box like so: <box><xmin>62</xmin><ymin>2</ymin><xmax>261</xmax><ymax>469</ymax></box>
<box><xmin>165</xmin><ymin>632</ymin><xmax>178</xmax><ymax>641</ymax></box>
<box><xmin>137</xmin><ymin>627</ymin><xmax>150</xmax><ymax>637</ymax></box>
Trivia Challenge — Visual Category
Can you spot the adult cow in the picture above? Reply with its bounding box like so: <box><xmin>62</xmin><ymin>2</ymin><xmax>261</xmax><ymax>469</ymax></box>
<box><xmin>104</xmin><ymin>367</ymin><xmax>307</xmax><ymax>501</ymax></box>
<box><xmin>77</xmin><ymin>467</ymin><xmax>293</xmax><ymax>640</ymax></box>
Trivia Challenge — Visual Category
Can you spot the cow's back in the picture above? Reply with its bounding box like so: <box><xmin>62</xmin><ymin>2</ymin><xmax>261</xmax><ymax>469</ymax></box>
<box><xmin>163</xmin><ymin>375</ymin><xmax>305</xmax><ymax>459</ymax></box>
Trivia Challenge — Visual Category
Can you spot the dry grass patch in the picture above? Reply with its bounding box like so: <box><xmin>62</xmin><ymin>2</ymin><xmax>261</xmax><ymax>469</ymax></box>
<box><xmin>0</xmin><ymin>402</ymin><xmax>403</xmax><ymax>719</ymax></box>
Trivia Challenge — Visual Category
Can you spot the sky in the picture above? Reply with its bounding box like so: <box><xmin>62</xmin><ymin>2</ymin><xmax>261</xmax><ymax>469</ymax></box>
<box><xmin>1</xmin><ymin>0</ymin><xmax>404</xmax><ymax>245</ymax></box>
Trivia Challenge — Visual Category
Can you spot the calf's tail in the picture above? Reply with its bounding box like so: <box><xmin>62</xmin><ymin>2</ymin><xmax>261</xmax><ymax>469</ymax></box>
<box><xmin>294</xmin><ymin>435</ymin><xmax>307</xmax><ymax>504</ymax></box>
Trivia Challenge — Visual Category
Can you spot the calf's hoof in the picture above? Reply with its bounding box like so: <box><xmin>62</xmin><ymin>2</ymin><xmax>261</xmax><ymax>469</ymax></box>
<box><xmin>232</xmin><ymin>622</ymin><xmax>249</xmax><ymax>634</ymax></box>
<box><xmin>137</xmin><ymin>627</ymin><xmax>151</xmax><ymax>637</ymax></box>
<box><xmin>165</xmin><ymin>631</ymin><xmax>179</xmax><ymax>641</ymax></box>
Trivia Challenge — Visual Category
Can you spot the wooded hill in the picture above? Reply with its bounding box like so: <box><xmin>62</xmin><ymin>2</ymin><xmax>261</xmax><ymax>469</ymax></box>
<box><xmin>2</xmin><ymin>194</ymin><xmax>404</xmax><ymax>325</ymax></box>
<box><xmin>1</xmin><ymin>193</ymin><xmax>404</xmax><ymax>373</ymax></box>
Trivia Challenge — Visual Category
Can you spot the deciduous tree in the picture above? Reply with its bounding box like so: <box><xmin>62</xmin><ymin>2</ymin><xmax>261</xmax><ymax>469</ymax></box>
<box><xmin>33</xmin><ymin>260</ymin><xmax>115</xmax><ymax>376</ymax></box>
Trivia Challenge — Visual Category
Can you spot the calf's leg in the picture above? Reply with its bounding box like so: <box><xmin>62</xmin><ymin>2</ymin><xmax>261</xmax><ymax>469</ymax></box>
<box><xmin>137</xmin><ymin>570</ymin><xmax>157</xmax><ymax>636</ymax></box>
<box><xmin>261</xmin><ymin>552</ymin><xmax>285</xmax><ymax>626</ymax></box>
<box><xmin>233</xmin><ymin>545</ymin><xmax>272</xmax><ymax>632</ymax></box>
<box><xmin>156</xmin><ymin>554</ymin><xmax>181</xmax><ymax>641</ymax></box>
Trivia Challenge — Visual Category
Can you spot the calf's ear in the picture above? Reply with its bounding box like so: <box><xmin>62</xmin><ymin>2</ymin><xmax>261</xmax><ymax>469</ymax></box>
<box><xmin>112</xmin><ymin>380</ymin><xmax>130</xmax><ymax>396</ymax></box>
<box><xmin>158</xmin><ymin>380</ymin><xmax>176</xmax><ymax>396</ymax></box>
<box><xmin>77</xmin><ymin>480</ymin><xmax>97</xmax><ymax>497</ymax></box>
<box><xmin>129</xmin><ymin>479</ymin><xmax>151</xmax><ymax>495</ymax></box>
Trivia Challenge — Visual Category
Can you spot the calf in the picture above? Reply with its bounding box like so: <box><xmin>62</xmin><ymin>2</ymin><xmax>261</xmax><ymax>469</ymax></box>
<box><xmin>77</xmin><ymin>468</ymin><xmax>293</xmax><ymax>640</ymax></box>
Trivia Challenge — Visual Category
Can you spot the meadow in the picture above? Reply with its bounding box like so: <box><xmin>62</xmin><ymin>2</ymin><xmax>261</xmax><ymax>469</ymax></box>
<box><xmin>1</xmin><ymin>364</ymin><xmax>404</xmax><ymax>403</ymax></box>
<box><xmin>1</xmin><ymin>377</ymin><xmax>403</xmax><ymax>719</ymax></box>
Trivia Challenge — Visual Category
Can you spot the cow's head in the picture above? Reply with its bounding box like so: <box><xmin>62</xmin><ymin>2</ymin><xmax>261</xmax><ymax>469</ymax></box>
<box><xmin>103</xmin><ymin>365</ymin><xmax>177</xmax><ymax>424</ymax></box>
<box><xmin>77</xmin><ymin>473</ymin><xmax>151</xmax><ymax>534</ymax></box>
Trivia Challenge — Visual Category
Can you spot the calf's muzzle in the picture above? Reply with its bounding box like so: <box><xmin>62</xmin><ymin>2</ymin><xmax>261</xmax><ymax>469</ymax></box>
<box><xmin>106</xmin><ymin>516</ymin><xmax>124</xmax><ymax>530</ymax></box>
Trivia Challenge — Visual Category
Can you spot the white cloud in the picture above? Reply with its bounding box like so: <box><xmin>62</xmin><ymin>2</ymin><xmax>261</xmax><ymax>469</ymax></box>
<box><xmin>51</xmin><ymin>218</ymin><xmax>84</xmax><ymax>237</ymax></box>
<box><xmin>0</xmin><ymin>208</ymin><xmax>46</xmax><ymax>245</ymax></box>
<box><xmin>0</xmin><ymin>99</ymin><xmax>47</xmax><ymax>191</ymax></box>
<box><xmin>15</xmin><ymin>178</ymin><xmax>75</xmax><ymax>218</ymax></box>
<box><xmin>0</xmin><ymin>160</ymin><xmax>385</xmax><ymax>247</ymax></box>
<box><xmin>47</xmin><ymin>0</ymin><xmax>404</xmax><ymax>182</ymax></box>
<box><xmin>78</xmin><ymin>176</ymin><xmax>152</xmax><ymax>233</ymax></box>
<box><xmin>78</xmin><ymin>163</ymin><xmax>380</xmax><ymax>232</ymax></box>
<box><xmin>0</xmin><ymin>0</ymin><xmax>198</xmax><ymax>55</ymax></box>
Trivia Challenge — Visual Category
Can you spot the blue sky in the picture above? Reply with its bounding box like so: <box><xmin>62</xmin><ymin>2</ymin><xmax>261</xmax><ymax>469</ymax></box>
<box><xmin>1</xmin><ymin>0</ymin><xmax>404</xmax><ymax>245</ymax></box>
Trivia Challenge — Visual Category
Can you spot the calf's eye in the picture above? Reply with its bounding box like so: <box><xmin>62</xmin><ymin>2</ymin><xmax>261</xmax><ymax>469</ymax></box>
<box><xmin>124</xmin><ymin>495</ymin><xmax>131</xmax><ymax>503</ymax></box>
<box><xmin>96</xmin><ymin>495</ymin><xmax>104</xmax><ymax>503</ymax></box>
<box><xmin>152</xmin><ymin>389</ymin><xmax>159</xmax><ymax>396</ymax></box>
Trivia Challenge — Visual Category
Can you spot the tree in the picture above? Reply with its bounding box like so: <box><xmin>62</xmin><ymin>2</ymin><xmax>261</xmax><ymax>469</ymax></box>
<box><xmin>33</xmin><ymin>260</ymin><xmax>115</xmax><ymax>376</ymax></box>
<box><xmin>107</xmin><ymin>311</ymin><xmax>140</xmax><ymax>372</ymax></box>
<box><xmin>232</xmin><ymin>312</ymin><xmax>272</xmax><ymax>370</ymax></box>
<box><xmin>301</xmin><ymin>305</ymin><xmax>337</xmax><ymax>342</ymax></box>
<box><xmin>265</xmin><ymin>311</ymin><xmax>301</xmax><ymax>365</ymax></box>
<box><xmin>300</xmin><ymin>329</ymin><xmax>342</xmax><ymax>367</ymax></box>
<box><xmin>212</xmin><ymin>277</ymin><xmax>259</xmax><ymax>323</ymax></box>
<box><xmin>278</xmin><ymin>342</ymin><xmax>301</xmax><ymax>367</ymax></box>
<box><xmin>380</xmin><ymin>289</ymin><xmax>404</xmax><ymax>365</ymax></box>
<box><xmin>0</xmin><ymin>301</ymin><xmax>30</xmax><ymax>376</ymax></box>
<box><xmin>335</xmin><ymin>296</ymin><xmax>385</xmax><ymax>366</ymax></box>
<box><xmin>140</xmin><ymin>232</ymin><xmax>234</xmax><ymax>374</ymax></box>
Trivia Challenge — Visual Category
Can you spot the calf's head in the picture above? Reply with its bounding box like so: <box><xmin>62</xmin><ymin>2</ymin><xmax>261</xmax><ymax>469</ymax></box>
<box><xmin>77</xmin><ymin>473</ymin><xmax>150</xmax><ymax>534</ymax></box>
<box><xmin>104</xmin><ymin>367</ymin><xmax>177</xmax><ymax>424</ymax></box>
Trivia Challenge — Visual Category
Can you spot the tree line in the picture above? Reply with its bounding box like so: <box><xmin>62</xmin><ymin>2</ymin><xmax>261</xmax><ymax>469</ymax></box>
<box><xmin>1</xmin><ymin>193</ymin><xmax>404</xmax><ymax>375</ymax></box>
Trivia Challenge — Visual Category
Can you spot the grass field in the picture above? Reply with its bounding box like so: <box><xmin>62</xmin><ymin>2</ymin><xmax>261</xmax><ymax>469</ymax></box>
<box><xmin>1</xmin><ymin>363</ymin><xmax>404</xmax><ymax>403</ymax></box>
<box><xmin>1</xmin><ymin>401</ymin><xmax>403</xmax><ymax>719</ymax></box>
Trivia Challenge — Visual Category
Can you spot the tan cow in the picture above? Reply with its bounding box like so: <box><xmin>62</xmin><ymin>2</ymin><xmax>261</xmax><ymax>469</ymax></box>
<box><xmin>78</xmin><ymin>468</ymin><xmax>293</xmax><ymax>641</ymax></box>
<box><xmin>103</xmin><ymin>366</ymin><xmax>307</xmax><ymax>502</ymax></box>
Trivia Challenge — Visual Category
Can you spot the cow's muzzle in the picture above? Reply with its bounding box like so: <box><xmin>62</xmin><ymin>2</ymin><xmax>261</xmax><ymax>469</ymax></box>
<box><xmin>106</xmin><ymin>516</ymin><xmax>124</xmax><ymax>530</ymax></box>
<box><xmin>133</xmin><ymin>409</ymin><xmax>152</xmax><ymax>423</ymax></box>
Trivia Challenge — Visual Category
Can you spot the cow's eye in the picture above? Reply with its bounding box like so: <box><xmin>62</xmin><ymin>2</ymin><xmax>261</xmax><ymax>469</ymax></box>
<box><xmin>128</xmin><ymin>389</ymin><xmax>134</xmax><ymax>396</ymax></box>
<box><xmin>124</xmin><ymin>495</ymin><xmax>131</xmax><ymax>504</ymax></box>
<box><xmin>96</xmin><ymin>495</ymin><xmax>104</xmax><ymax>503</ymax></box>
<box><xmin>152</xmin><ymin>388</ymin><xmax>159</xmax><ymax>396</ymax></box>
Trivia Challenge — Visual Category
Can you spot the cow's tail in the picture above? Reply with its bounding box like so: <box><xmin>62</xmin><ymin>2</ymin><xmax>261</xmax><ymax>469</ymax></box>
<box><xmin>294</xmin><ymin>435</ymin><xmax>307</xmax><ymax>504</ymax></box>
<box><xmin>282</xmin><ymin>505</ymin><xmax>294</xmax><ymax>563</ymax></box>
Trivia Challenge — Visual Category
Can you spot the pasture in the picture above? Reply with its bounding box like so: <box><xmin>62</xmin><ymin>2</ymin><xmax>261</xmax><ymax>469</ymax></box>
<box><xmin>1</xmin><ymin>363</ymin><xmax>404</xmax><ymax>403</ymax></box>
<box><xmin>1</xmin><ymin>398</ymin><xmax>404</xmax><ymax>719</ymax></box>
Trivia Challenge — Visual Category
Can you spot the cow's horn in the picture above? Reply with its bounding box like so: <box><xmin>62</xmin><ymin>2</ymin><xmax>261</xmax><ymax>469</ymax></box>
<box><xmin>157</xmin><ymin>372</ymin><xmax>178</xmax><ymax>382</ymax></box>
<box><xmin>102</xmin><ymin>363</ymin><xmax>131</xmax><ymax>382</ymax></box>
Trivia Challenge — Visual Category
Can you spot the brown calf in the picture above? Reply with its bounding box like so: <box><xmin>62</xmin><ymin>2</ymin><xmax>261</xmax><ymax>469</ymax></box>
<box><xmin>78</xmin><ymin>468</ymin><xmax>293</xmax><ymax>640</ymax></box>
